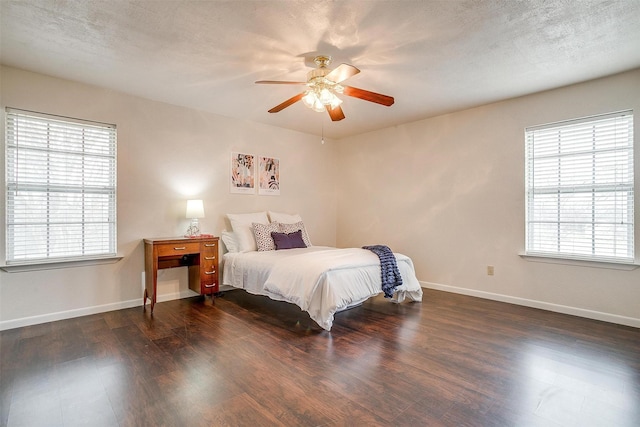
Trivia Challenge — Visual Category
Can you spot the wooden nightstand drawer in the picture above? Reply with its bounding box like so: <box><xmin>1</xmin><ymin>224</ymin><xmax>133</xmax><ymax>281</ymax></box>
<box><xmin>202</xmin><ymin>265</ymin><xmax>217</xmax><ymax>277</ymax></box>
<box><xmin>202</xmin><ymin>241</ymin><xmax>217</xmax><ymax>250</ymax></box>
<box><xmin>200</xmin><ymin>279</ymin><xmax>219</xmax><ymax>294</ymax></box>
<box><xmin>202</xmin><ymin>253</ymin><xmax>216</xmax><ymax>268</ymax></box>
<box><xmin>156</xmin><ymin>242</ymin><xmax>201</xmax><ymax>257</ymax></box>
<box><xmin>194</xmin><ymin>268</ymin><xmax>218</xmax><ymax>295</ymax></box>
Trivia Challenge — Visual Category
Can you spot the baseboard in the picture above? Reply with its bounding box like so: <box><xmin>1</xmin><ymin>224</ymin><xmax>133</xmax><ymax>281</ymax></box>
<box><xmin>0</xmin><ymin>298</ymin><xmax>141</xmax><ymax>331</ymax></box>
<box><xmin>6</xmin><ymin>284</ymin><xmax>635</xmax><ymax>331</ymax></box>
<box><xmin>156</xmin><ymin>289</ymin><xmax>199</xmax><ymax>303</ymax></box>
<box><xmin>421</xmin><ymin>281</ymin><xmax>640</xmax><ymax>328</ymax></box>
<box><xmin>0</xmin><ymin>289</ymin><xmax>200</xmax><ymax>331</ymax></box>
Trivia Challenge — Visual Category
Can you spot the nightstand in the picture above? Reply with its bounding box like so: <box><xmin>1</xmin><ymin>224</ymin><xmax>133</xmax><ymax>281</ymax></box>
<box><xmin>143</xmin><ymin>236</ymin><xmax>219</xmax><ymax>313</ymax></box>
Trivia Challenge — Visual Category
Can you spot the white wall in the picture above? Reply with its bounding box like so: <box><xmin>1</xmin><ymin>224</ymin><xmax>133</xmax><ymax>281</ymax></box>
<box><xmin>0</xmin><ymin>66</ymin><xmax>338</xmax><ymax>329</ymax></box>
<box><xmin>336</xmin><ymin>69</ymin><xmax>640</xmax><ymax>327</ymax></box>
<box><xmin>2</xmin><ymin>66</ymin><xmax>639</xmax><ymax>330</ymax></box>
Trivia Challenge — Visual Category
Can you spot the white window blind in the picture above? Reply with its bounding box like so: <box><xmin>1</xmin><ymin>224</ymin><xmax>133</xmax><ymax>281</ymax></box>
<box><xmin>525</xmin><ymin>110</ymin><xmax>634</xmax><ymax>263</ymax></box>
<box><xmin>5</xmin><ymin>108</ymin><xmax>117</xmax><ymax>264</ymax></box>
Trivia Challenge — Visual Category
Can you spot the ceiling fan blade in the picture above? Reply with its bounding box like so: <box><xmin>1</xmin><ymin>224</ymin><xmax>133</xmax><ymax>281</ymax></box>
<box><xmin>326</xmin><ymin>105</ymin><xmax>345</xmax><ymax>121</ymax></box>
<box><xmin>342</xmin><ymin>86</ymin><xmax>394</xmax><ymax>106</ymax></box>
<box><xmin>325</xmin><ymin>64</ymin><xmax>360</xmax><ymax>84</ymax></box>
<box><xmin>256</xmin><ymin>80</ymin><xmax>306</xmax><ymax>85</ymax></box>
<box><xmin>268</xmin><ymin>92</ymin><xmax>305</xmax><ymax>113</ymax></box>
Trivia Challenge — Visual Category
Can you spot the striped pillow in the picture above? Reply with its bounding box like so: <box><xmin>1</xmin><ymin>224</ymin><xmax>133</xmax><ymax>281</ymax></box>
<box><xmin>278</xmin><ymin>221</ymin><xmax>311</xmax><ymax>247</ymax></box>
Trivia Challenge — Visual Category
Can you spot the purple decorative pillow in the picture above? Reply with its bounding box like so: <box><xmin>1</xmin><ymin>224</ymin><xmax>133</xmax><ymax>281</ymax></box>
<box><xmin>271</xmin><ymin>230</ymin><xmax>307</xmax><ymax>250</ymax></box>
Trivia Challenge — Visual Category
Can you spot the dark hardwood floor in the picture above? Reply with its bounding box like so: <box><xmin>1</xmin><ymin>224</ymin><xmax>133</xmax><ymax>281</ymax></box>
<box><xmin>1</xmin><ymin>288</ymin><xmax>639</xmax><ymax>426</ymax></box>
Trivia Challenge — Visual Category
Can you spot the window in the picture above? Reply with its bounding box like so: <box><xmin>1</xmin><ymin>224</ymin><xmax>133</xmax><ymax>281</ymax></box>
<box><xmin>525</xmin><ymin>111</ymin><xmax>634</xmax><ymax>263</ymax></box>
<box><xmin>5</xmin><ymin>108</ymin><xmax>117</xmax><ymax>264</ymax></box>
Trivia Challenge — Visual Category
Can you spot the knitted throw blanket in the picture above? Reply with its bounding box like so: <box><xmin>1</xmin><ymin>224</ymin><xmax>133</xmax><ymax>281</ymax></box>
<box><xmin>362</xmin><ymin>245</ymin><xmax>403</xmax><ymax>298</ymax></box>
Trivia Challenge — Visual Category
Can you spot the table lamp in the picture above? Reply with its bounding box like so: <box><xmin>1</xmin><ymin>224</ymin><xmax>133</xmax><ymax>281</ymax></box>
<box><xmin>185</xmin><ymin>199</ymin><xmax>204</xmax><ymax>237</ymax></box>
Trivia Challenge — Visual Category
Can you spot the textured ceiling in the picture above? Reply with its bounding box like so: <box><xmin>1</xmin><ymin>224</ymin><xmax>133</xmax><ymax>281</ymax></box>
<box><xmin>2</xmin><ymin>0</ymin><xmax>640</xmax><ymax>139</ymax></box>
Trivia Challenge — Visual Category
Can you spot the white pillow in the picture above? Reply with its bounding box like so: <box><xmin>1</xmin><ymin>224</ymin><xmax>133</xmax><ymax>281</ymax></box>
<box><xmin>268</xmin><ymin>211</ymin><xmax>303</xmax><ymax>224</ymax></box>
<box><xmin>226</xmin><ymin>212</ymin><xmax>269</xmax><ymax>252</ymax></box>
<box><xmin>220</xmin><ymin>230</ymin><xmax>238</xmax><ymax>253</ymax></box>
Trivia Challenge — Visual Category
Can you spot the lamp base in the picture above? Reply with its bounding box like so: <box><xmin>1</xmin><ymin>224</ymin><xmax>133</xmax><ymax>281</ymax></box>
<box><xmin>185</xmin><ymin>219</ymin><xmax>200</xmax><ymax>237</ymax></box>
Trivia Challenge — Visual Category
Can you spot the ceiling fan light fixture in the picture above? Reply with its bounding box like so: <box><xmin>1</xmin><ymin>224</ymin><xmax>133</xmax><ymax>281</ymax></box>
<box><xmin>329</xmin><ymin>96</ymin><xmax>343</xmax><ymax>109</ymax></box>
<box><xmin>319</xmin><ymin>88</ymin><xmax>333</xmax><ymax>104</ymax></box>
<box><xmin>302</xmin><ymin>85</ymin><xmax>343</xmax><ymax>113</ymax></box>
<box><xmin>312</xmin><ymin>97</ymin><xmax>326</xmax><ymax>112</ymax></box>
<box><xmin>302</xmin><ymin>90</ymin><xmax>316</xmax><ymax>108</ymax></box>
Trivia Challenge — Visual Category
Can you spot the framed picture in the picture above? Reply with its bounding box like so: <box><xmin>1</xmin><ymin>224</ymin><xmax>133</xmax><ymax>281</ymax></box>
<box><xmin>230</xmin><ymin>152</ymin><xmax>256</xmax><ymax>194</ymax></box>
<box><xmin>259</xmin><ymin>156</ymin><xmax>280</xmax><ymax>196</ymax></box>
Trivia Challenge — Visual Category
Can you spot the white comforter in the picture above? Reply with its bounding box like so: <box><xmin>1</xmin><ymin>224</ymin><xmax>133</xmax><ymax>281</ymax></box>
<box><xmin>222</xmin><ymin>246</ymin><xmax>423</xmax><ymax>330</ymax></box>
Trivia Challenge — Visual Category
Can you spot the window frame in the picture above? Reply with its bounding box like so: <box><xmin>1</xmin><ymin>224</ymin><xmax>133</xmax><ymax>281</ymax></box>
<box><xmin>524</xmin><ymin>110</ymin><xmax>635</xmax><ymax>265</ymax></box>
<box><xmin>4</xmin><ymin>108</ymin><xmax>118</xmax><ymax>267</ymax></box>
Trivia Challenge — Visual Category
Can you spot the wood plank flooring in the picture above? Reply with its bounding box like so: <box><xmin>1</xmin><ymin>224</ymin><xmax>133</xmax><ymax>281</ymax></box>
<box><xmin>1</xmin><ymin>288</ymin><xmax>639</xmax><ymax>426</ymax></box>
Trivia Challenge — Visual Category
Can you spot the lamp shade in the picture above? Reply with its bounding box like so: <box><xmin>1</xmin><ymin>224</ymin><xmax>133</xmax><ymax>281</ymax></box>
<box><xmin>186</xmin><ymin>199</ymin><xmax>205</xmax><ymax>219</ymax></box>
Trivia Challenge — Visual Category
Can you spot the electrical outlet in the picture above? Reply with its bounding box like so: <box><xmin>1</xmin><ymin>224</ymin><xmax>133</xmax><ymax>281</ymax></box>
<box><xmin>487</xmin><ymin>265</ymin><xmax>494</xmax><ymax>276</ymax></box>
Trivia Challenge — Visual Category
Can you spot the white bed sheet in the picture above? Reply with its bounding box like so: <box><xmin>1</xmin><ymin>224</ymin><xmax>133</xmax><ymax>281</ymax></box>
<box><xmin>222</xmin><ymin>246</ymin><xmax>423</xmax><ymax>330</ymax></box>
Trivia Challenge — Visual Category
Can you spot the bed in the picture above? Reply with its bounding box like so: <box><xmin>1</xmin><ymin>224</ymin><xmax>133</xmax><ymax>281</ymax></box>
<box><xmin>220</xmin><ymin>211</ymin><xmax>423</xmax><ymax>330</ymax></box>
<box><xmin>222</xmin><ymin>245</ymin><xmax>423</xmax><ymax>330</ymax></box>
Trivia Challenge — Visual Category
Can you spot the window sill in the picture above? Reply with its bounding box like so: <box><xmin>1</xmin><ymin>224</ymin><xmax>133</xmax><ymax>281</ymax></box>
<box><xmin>0</xmin><ymin>256</ymin><xmax>123</xmax><ymax>273</ymax></box>
<box><xmin>519</xmin><ymin>254</ymin><xmax>639</xmax><ymax>271</ymax></box>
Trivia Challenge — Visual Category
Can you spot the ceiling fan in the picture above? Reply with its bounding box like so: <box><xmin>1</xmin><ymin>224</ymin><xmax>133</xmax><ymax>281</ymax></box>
<box><xmin>255</xmin><ymin>55</ymin><xmax>394</xmax><ymax>121</ymax></box>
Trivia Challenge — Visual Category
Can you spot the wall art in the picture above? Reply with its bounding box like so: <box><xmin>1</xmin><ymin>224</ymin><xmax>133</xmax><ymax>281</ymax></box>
<box><xmin>259</xmin><ymin>156</ymin><xmax>280</xmax><ymax>196</ymax></box>
<box><xmin>230</xmin><ymin>152</ymin><xmax>255</xmax><ymax>194</ymax></box>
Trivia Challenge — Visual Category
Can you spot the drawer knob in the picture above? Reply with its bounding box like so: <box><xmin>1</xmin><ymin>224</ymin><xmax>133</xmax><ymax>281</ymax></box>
<box><xmin>204</xmin><ymin>284</ymin><xmax>216</xmax><ymax>288</ymax></box>
<box><xmin>174</xmin><ymin>247</ymin><xmax>186</xmax><ymax>250</ymax></box>
<box><xmin>205</xmin><ymin>270</ymin><xmax>216</xmax><ymax>275</ymax></box>
<box><xmin>204</xmin><ymin>256</ymin><xmax>216</xmax><ymax>260</ymax></box>
<box><xmin>204</xmin><ymin>244</ymin><xmax>216</xmax><ymax>247</ymax></box>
